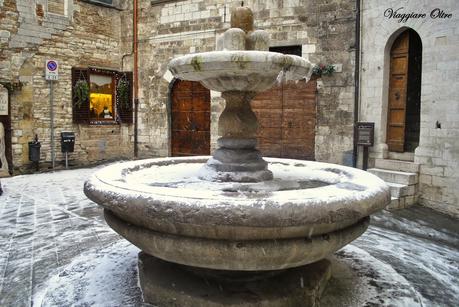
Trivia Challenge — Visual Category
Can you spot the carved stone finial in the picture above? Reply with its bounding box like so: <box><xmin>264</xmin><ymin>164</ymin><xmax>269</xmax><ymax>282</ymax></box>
<box><xmin>231</xmin><ymin>6</ymin><xmax>254</xmax><ymax>33</ymax></box>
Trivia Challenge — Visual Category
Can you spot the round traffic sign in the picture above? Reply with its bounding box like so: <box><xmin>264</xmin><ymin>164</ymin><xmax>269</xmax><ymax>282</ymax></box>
<box><xmin>47</xmin><ymin>61</ymin><xmax>57</xmax><ymax>71</ymax></box>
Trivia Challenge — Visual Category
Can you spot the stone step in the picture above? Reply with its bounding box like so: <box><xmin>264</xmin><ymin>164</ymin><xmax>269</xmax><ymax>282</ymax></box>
<box><xmin>387</xmin><ymin>196</ymin><xmax>402</xmax><ymax>210</ymax></box>
<box><xmin>386</xmin><ymin>195</ymin><xmax>417</xmax><ymax>210</ymax></box>
<box><xmin>375</xmin><ymin>159</ymin><xmax>420</xmax><ymax>173</ymax></box>
<box><xmin>367</xmin><ymin>168</ymin><xmax>418</xmax><ymax>185</ymax></box>
<box><xmin>387</xmin><ymin>182</ymin><xmax>416</xmax><ymax>198</ymax></box>
<box><xmin>388</xmin><ymin>151</ymin><xmax>414</xmax><ymax>161</ymax></box>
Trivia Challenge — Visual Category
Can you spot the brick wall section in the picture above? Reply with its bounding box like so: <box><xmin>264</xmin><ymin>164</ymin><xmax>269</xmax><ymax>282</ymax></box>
<box><xmin>122</xmin><ymin>0</ymin><xmax>356</xmax><ymax>163</ymax></box>
<box><xmin>0</xmin><ymin>0</ymin><xmax>133</xmax><ymax>172</ymax></box>
<box><xmin>360</xmin><ymin>1</ymin><xmax>459</xmax><ymax>217</ymax></box>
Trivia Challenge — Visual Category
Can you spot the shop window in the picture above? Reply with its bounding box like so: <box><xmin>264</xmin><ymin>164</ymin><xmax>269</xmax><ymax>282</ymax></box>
<box><xmin>72</xmin><ymin>67</ymin><xmax>133</xmax><ymax>125</ymax></box>
<box><xmin>90</xmin><ymin>74</ymin><xmax>114</xmax><ymax>121</ymax></box>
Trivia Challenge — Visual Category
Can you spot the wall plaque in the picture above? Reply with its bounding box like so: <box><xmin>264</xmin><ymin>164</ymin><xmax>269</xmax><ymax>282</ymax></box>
<box><xmin>356</xmin><ymin>122</ymin><xmax>374</xmax><ymax>146</ymax></box>
<box><xmin>0</xmin><ymin>85</ymin><xmax>8</xmax><ymax>116</ymax></box>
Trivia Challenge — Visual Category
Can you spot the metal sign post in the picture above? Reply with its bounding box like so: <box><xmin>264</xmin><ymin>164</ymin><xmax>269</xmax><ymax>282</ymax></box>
<box><xmin>50</xmin><ymin>80</ymin><xmax>54</xmax><ymax>169</ymax></box>
<box><xmin>45</xmin><ymin>60</ymin><xmax>59</xmax><ymax>169</ymax></box>
<box><xmin>355</xmin><ymin>122</ymin><xmax>375</xmax><ymax>171</ymax></box>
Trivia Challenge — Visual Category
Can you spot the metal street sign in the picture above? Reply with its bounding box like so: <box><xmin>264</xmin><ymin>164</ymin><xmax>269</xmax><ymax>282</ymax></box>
<box><xmin>45</xmin><ymin>60</ymin><xmax>59</xmax><ymax>80</ymax></box>
<box><xmin>356</xmin><ymin>122</ymin><xmax>375</xmax><ymax>146</ymax></box>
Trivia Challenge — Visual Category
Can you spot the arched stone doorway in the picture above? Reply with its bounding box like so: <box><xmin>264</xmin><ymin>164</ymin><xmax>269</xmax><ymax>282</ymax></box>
<box><xmin>170</xmin><ymin>80</ymin><xmax>211</xmax><ymax>156</ymax></box>
<box><xmin>386</xmin><ymin>29</ymin><xmax>422</xmax><ymax>153</ymax></box>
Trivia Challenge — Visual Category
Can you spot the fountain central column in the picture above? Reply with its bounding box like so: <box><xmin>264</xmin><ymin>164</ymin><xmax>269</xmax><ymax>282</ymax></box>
<box><xmin>199</xmin><ymin>7</ymin><xmax>274</xmax><ymax>182</ymax></box>
<box><xmin>203</xmin><ymin>90</ymin><xmax>273</xmax><ymax>182</ymax></box>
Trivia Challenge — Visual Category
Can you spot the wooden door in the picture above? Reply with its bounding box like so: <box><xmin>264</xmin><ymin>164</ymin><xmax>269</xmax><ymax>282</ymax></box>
<box><xmin>387</xmin><ymin>31</ymin><xmax>409</xmax><ymax>152</ymax></box>
<box><xmin>171</xmin><ymin>80</ymin><xmax>210</xmax><ymax>156</ymax></box>
<box><xmin>251</xmin><ymin>79</ymin><xmax>316</xmax><ymax>160</ymax></box>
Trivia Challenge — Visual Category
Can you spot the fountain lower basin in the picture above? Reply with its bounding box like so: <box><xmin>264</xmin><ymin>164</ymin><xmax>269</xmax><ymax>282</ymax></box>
<box><xmin>84</xmin><ymin>156</ymin><xmax>389</xmax><ymax>271</ymax></box>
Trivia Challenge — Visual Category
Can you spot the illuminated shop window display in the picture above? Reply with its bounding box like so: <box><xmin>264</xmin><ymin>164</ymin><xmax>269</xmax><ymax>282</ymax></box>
<box><xmin>89</xmin><ymin>74</ymin><xmax>114</xmax><ymax>120</ymax></box>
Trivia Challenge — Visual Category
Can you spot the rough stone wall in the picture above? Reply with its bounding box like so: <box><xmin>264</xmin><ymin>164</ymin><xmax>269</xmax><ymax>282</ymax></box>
<box><xmin>0</xmin><ymin>0</ymin><xmax>133</xmax><ymax>171</ymax></box>
<box><xmin>360</xmin><ymin>0</ymin><xmax>459</xmax><ymax>217</ymax></box>
<box><xmin>128</xmin><ymin>0</ymin><xmax>356</xmax><ymax>163</ymax></box>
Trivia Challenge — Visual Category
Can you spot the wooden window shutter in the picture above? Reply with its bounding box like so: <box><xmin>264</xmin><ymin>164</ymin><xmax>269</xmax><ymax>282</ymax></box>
<box><xmin>116</xmin><ymin>71</ymin><xmax>133</xmax><ymax>124</ymax></box>
<box><xmin>71</xmin><ymin>67</ymin><xmax>90</xmax><ymax>123</ymax></box>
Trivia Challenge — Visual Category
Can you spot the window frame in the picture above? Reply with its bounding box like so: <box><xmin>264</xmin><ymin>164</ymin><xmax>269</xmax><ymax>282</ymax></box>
<box><xmin>71</xmin><ymin>67</ymin><xmax>133</xmax><ymax>125</ymax></box>
<box><xmin>88</xmin><ymin>69</ymin><xmax>117</xmax><ymax>125</ymax></box>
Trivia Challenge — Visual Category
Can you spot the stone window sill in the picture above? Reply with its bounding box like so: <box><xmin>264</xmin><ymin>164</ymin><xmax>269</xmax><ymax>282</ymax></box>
<box><xmin>79</xmin><ymin>0</ymin><xmax>122</xmax><ymax>11</ymax></box>
<box><xmin>151</xmin><ymin>0</ymin><xmax>177</xmax><ymax>5</ymax></box>
<box><xmin>89</xmin><ymin>120</ymin><xmax>119</xmax><ymax>126</ymax></box>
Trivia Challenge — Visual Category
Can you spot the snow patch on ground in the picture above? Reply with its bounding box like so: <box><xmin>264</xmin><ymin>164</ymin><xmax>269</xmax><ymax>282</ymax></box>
<box><xmin>355</xmin><ymin>224</ymin><xmax>459</xmax><ymax>306</ymax></box>
<box><xmin>33</xmin><ymin>241</ymin><xmax>142</xmax><ymax>307</ymax></box>
<box><xmin>32</xmin><ymin>236</ymin><xmax>449</xmax><ymax>307</ymax></box>
<box><xmin>337</xmin><ymin>245</ymin><xmax>424</xmax><ymax>306</ymax></box>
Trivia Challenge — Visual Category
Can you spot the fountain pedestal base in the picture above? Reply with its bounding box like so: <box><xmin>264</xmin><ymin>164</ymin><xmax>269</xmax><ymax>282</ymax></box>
<box><xmin>138</xmin><ymin>252</ymin><xmax>331</xmax><ymax>307</ymax></box>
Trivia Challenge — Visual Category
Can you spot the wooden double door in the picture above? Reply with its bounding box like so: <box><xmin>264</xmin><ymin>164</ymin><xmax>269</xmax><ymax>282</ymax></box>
<box><xmin>170</xmin><ymin>79</ymin><xmax>317</xmax><ymax>160</ymax></box>
<box><xmin>170</xmin><ymin>80</ymin><xmax>210</xmax><ymax>156</ymax></box>
<box><xmin>251</xmin><ymin>79</ymin><xmax>317</xmax><ymax>160</ymax></box>
<box><xmin>387</xmin><ymin>29</ymin><xmax>422</xmax><ymax>153</ymax></box>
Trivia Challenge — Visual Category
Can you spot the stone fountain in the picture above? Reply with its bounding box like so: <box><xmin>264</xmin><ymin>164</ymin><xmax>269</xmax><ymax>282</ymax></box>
<box><xmin>84</xmin><ymin>7</ymin><xmax>390</xmax><ymax>306</ymax></box>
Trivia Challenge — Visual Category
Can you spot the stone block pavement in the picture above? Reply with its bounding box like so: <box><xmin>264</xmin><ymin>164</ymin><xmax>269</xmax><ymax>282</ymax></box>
<box><xmin>0</xmin><ymin>167</ymin><xmax>123</xmax><ymax>306</ymax></box>
<box><xmin>0</xmin><ymin>165</ymin><xmax>458</xmax><ymax>306</ymax></box>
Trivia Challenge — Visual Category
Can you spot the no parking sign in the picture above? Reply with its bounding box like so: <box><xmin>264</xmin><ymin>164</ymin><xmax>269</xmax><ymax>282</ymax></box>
<box><xmin>45</xmin><ymin>60</ymin><xmax>59</xmax><ymax>80</ymax></box>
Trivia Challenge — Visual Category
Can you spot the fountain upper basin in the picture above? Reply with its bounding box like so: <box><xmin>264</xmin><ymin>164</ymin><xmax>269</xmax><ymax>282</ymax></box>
<box><xmin>168</xmin><ymin>51</ymin><xmax>311</xmax><ymax>92</ymax></box>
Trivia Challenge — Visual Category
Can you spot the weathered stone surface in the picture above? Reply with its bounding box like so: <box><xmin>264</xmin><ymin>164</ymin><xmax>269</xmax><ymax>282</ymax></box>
<box><xmin>85</xmin><ymin>157</ymin><xmax>389</xmax><ymax>241</ymax></box>
<box><xmin>246</xmin><ymin>30</ymin><xmax>270</xmax><ymax>51</ymax></box>
<box><xmin>105</xmin><ymin>210</ymin><xmax>368</xmax><ymax>271</ymax></box>
<box><xmin>0</xmin><ymin>122</ymin><xmax>8</xmax><ymax>176</ymax></box>
<box><xmin>0</xmin><ymin>0</ymin><xmax>132</xmax><ymax>173</ymax></box>
<box><xmin>222</xmin><ymin>28</ymin><xmax>246</xmax><ymax>51</ymax></box>
<box><xmin>168</xmin><ymin>51</ymin><xmax>310</xmax><ymax>92</ymax></box>
<box><xmin>168</xmin><ymin>26</ymin><xmax>311</xmax><ymax>182</ymax></box>
<box><xmin>132</xmin><ymin>0</ymin><xmax>356</xmax><ymax>164</ymax></box>
<box><xmin>1</xmin><ymin>0</ymin><xmax>358</xmax><ymax>172</ymax></box>
<box><xmin>231</xmin><ymin>6</ymin><xmax>255</xmax><ymax>33</ymax></box>
<box><xmin>138</xmin><ymin>252</ymin><xmax>331</xmax><ymax>307</ymax></box>
<box><xmin>359</xmin><ymin>0</ymin><xmax>459</xmax><ymax>217</ymax></box>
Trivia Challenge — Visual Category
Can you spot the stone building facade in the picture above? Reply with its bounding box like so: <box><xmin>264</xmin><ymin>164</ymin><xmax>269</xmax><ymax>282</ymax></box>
<box><xmin>131</xmin><ymin>0</ymin><xmax>357</xmax><ymax>164</ymax></box>
<box><xmin>1</xmin><ymin>1</ymin><xmax>458</xmax><ymax>217</ymax></box>
<box><xmin>1</xmin><ymin>0</ymin><xmax>357</xmax><ymax>173</ymax></box>
<box><xmin>358</xmin><ymin>0</ymin><xmax>459</xmax><ymax>217</ymax></box>
<box><xmin>0</xmin><ymin>0</ymin><xmax>133</xmax><ymax>172</ymax></box>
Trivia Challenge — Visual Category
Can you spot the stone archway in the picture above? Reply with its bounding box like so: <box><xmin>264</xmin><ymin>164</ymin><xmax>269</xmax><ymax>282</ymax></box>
<box><xmin>386</xmin><ymin>29</ymin><xmax>422</xmax><ymax>153</ymax></box>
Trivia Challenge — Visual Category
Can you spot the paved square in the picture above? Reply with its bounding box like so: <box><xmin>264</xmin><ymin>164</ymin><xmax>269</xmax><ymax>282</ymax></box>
<box><xmin>0</xmin><ymin>167</ymin><xmax>123</xmax><ymax>306</ymax></box>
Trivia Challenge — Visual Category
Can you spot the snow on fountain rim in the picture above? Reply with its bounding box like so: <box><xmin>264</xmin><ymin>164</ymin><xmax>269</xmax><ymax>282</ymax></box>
<box><xmin>86</xmin><ymin>156</ymin><xmax>389</xmax><ymax>208</ymax></box>
<box><xmin>168</xmin><ymin>50</ymin><xmax>311</xmax><ymax>80</ymax></box>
